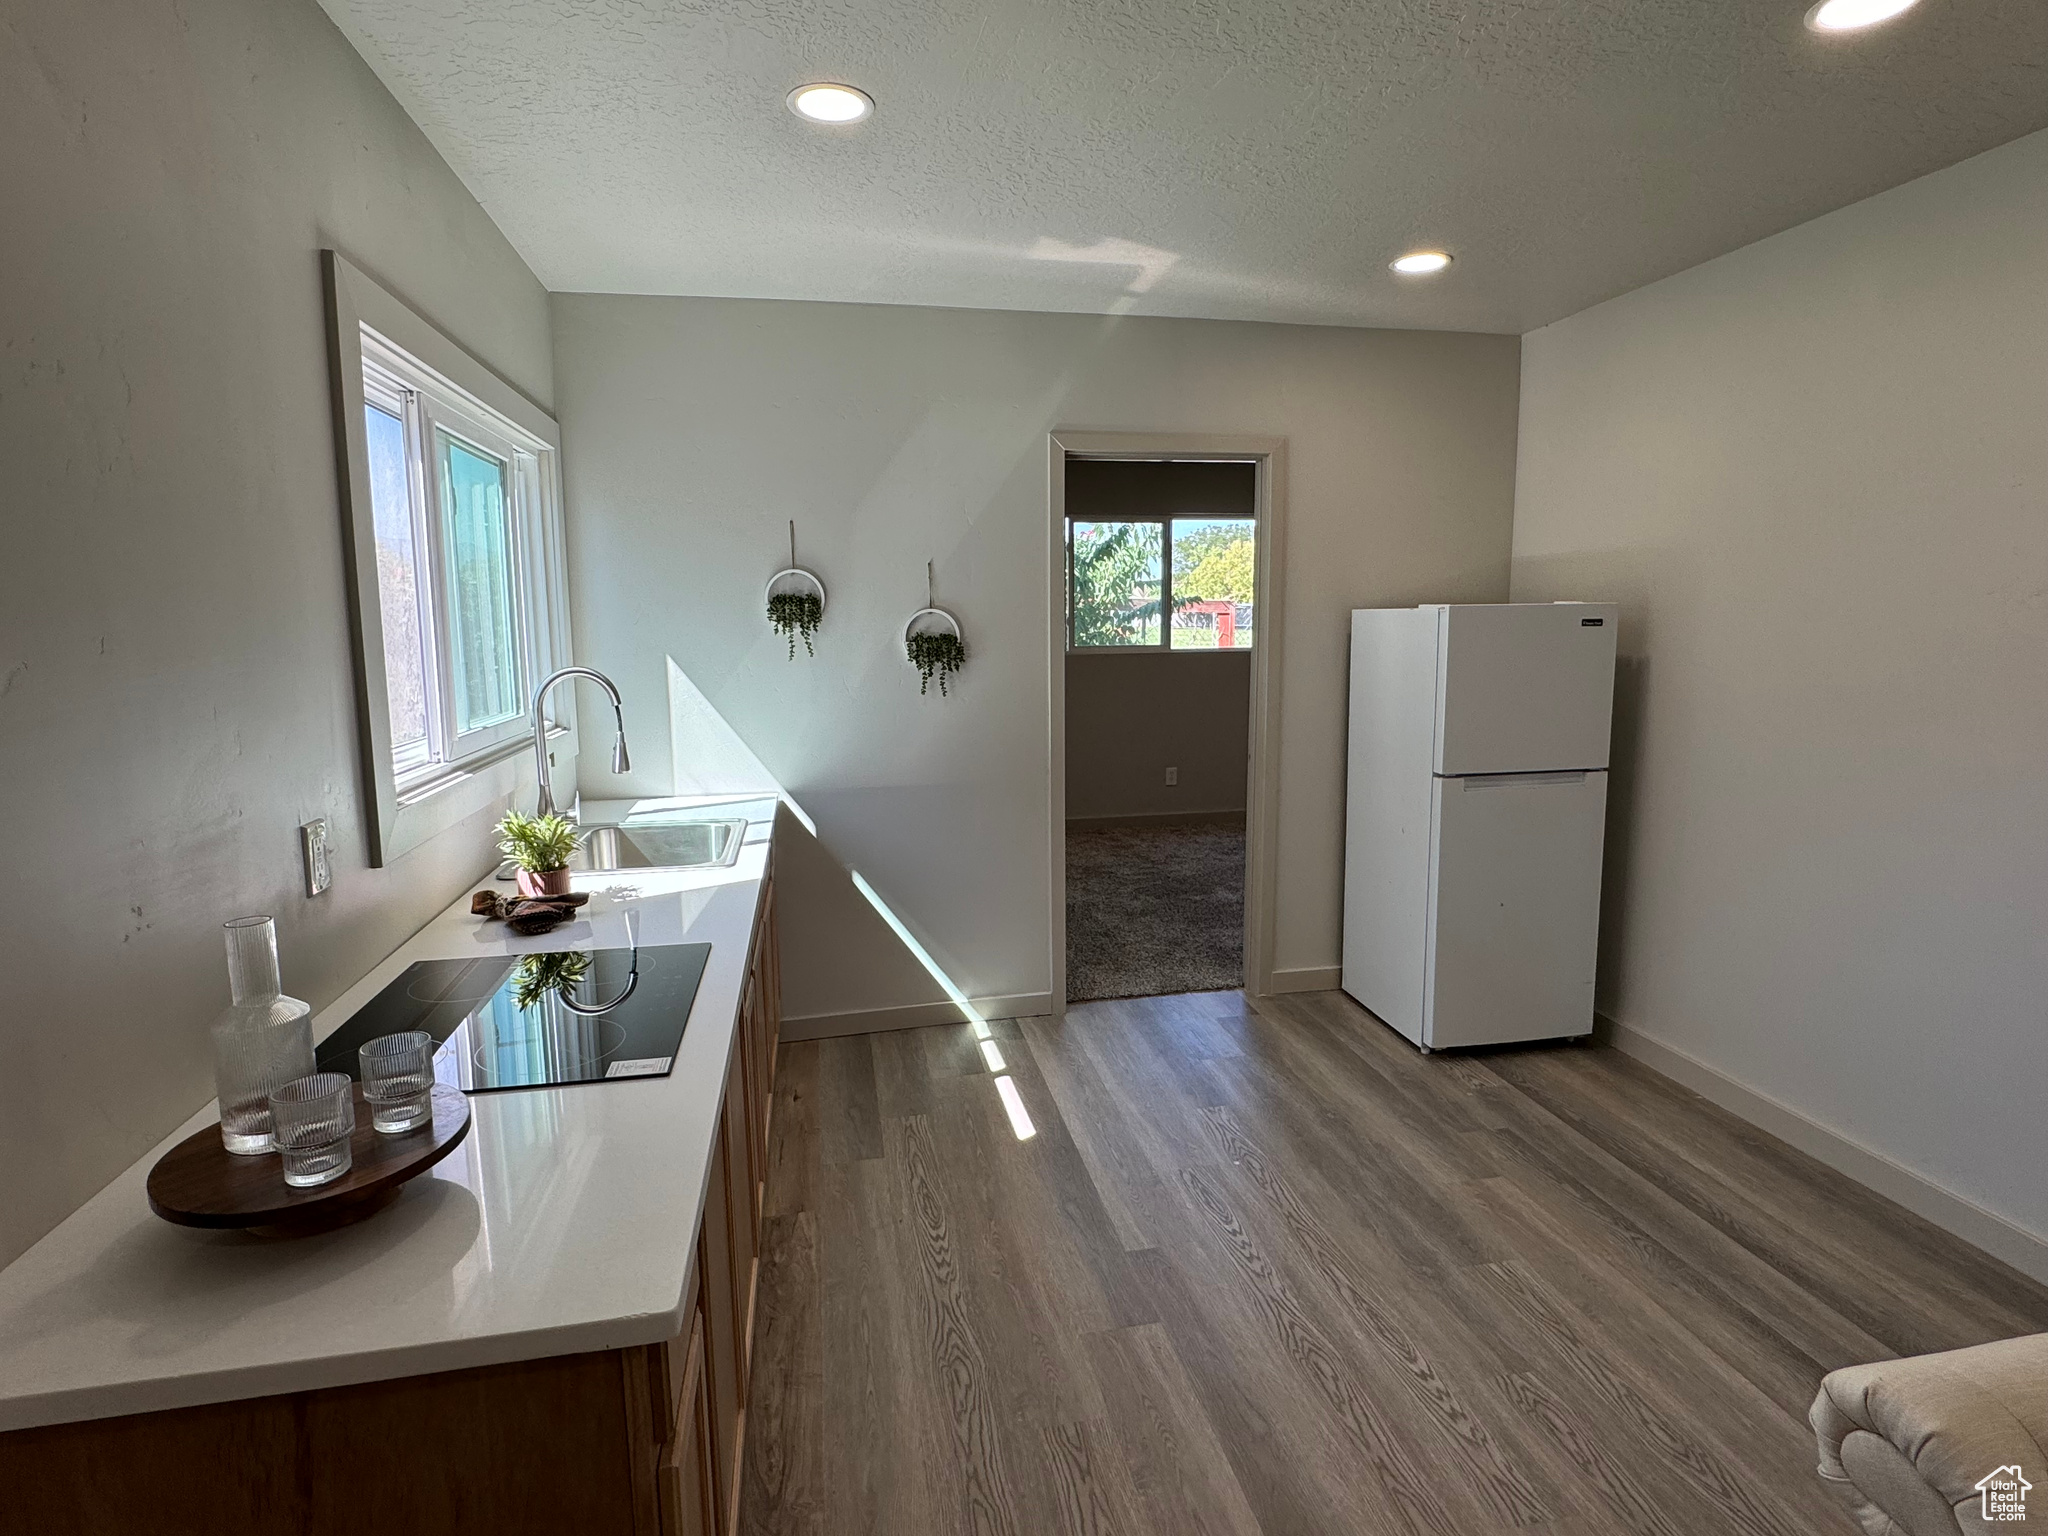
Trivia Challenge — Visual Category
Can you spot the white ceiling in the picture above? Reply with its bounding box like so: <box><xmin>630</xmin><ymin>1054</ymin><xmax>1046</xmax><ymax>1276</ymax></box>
<box><xmin>318</xmin><ymin>0</ymin><xmax>2048</xmax><ymax>333</ymax></box>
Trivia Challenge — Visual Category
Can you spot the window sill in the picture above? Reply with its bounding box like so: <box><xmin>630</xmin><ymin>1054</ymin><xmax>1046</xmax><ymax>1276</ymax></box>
<box><xmin>1066</xmin><ymin>647</ymin><xmax>1255</xmax><ymax>657</ymax></box>
<box><xmin>374</xmin><ymin>724</ymin><xmax>571</xmax><ymax>866</ymax></box>
<box><xmin>394</xmin><ymin>725</ymin><xmax>565</xmax><ymax>810</ymax></box>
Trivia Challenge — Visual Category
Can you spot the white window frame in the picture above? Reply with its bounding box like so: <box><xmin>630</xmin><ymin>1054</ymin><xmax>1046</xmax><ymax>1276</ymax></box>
<box><xmin>1064</xmin><ymin>514</ymin><xmax>1257</xmax><ymax>654</ymax></box>
<box><xmin>363</xmin><ymin>335</ymin><xmax>549</xmax><ymax>778</ymax></box>
<box><xmin>359</xmin><ymin>363</ymin><xmax>441</xmax><ymax>786</ymax></box>
<box><xmin>326</xmin><ymin>251</ymin><xmax>573</xmax><ymax>866</ymax></box>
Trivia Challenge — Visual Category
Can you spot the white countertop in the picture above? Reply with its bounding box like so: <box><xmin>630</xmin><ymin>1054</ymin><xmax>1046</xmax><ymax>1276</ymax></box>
<box><xmin>0</xmin><ymin>795</ymin><xmax>779</xmax><ymax>1433</ymax></box>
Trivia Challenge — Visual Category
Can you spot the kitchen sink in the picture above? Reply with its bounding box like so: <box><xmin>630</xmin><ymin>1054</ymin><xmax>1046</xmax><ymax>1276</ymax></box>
<box><xmin>495</xmin><ymin>817</ymin><xmax>749</xmax><ymax>880</ymax></box>
<box><xmin>579</xmin><ymin>817</ymin><xmax>748</xmax><ymax>872</ymax></box>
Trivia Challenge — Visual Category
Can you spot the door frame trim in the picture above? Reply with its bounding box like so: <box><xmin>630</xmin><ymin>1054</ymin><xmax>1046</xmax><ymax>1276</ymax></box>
<box><xmin>1047</xmin><ymin>431</ymin><xmax>1289</xmax><ymax>1012</ymax></box>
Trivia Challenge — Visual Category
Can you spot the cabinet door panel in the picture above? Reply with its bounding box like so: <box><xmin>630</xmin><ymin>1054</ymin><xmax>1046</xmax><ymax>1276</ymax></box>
<box><xmin>657</xmin><ymin>1313</ymin><xmax>715</xmax><ymax>1536</ymax></box>
<box><xmin>720</xmin><ymin>1056</ymin><xmax>753</xmax><ymax>1277</ymax></box>
<box><xmin>698</xmin><ymin>1112</ymin><xmax>742</xmax><ymax>1530</ymax></box>
<box><xmin>722</xmin><ymin>1066</ymin><xmax>757</xmax><ymax>1355</ymax></box>
<box><xmin>657</xmin><ymin>1264</ymin><xmax>702</xmax><ymax>1448</ymax></box>
<box><xmin>736</xmin><ymin>978</ymin><xmax>765</xmax><ymax>1231</ymax></box>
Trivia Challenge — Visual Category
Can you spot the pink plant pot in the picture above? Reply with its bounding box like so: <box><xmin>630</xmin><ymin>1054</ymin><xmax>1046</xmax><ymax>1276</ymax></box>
<box><xmin>517</xmin><ymin>867</ymin><xmax>572</xmax><ymax>898</ymax></box>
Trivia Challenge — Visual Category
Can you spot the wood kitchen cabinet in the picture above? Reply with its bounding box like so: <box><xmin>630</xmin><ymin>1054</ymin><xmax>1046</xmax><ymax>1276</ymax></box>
<box><xmin>0</xmin><ymin>863</ymin><xmax>781</xmax><ymax>1536</ymax></box>
<box><xmin>666</xmin><ymin>859</ymin><xmax>778</xmax><ymax>1535</ymax></box>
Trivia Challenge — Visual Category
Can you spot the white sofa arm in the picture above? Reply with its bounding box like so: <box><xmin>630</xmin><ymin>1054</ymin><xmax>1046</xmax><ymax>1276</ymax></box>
<box><xmin>1810</xmin><ymin>1333</ymin><xmax>2048</xmax><ymax>1535</ymax></box>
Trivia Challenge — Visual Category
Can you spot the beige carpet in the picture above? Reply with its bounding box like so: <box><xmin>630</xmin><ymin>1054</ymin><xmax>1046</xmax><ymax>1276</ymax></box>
<box><xmin>1065</xmin><ymin>821</ymin><xmax>1244</xmax><ymax>1001</ymax></box>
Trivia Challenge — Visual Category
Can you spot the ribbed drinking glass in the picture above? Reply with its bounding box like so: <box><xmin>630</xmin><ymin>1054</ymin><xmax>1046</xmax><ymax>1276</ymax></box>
<box><xmin>270</xmin><ymin>1074</ymin><xmax>356</xmax><ymax>1188</ymax></box>
<box><xmin>359</xmin><ymin>1032</ymin><xmax>435</xmax><ymax>1133</ymax></box>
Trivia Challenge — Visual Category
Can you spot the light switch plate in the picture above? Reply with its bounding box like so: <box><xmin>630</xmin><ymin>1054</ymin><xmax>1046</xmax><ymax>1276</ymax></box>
<box><xmin>300</xmin><ymin>818</ymin><xmax>331</xmax><ymax>897</ymax></box>
<box><xmin>1165</xmin><ymin>766</ymin><xmax>1178</xmax><ymax>785</ymax></box>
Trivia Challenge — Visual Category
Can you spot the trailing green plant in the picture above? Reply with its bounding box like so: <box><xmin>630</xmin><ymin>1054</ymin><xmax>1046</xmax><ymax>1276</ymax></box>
<box><xmin>766</xmin><ymin>589</ymin><xmax>823</xmax><ymax>658</ymax></box>
<box><xmin>513</xmin><ymin>950</ymin><xmax>591</xmax><ymax>1010</ymax></box>
<box><xmin>496</xmin><ymin>810</ymin><xmax>582</xmax><ymax>874</ymax></box>
<box><xmin>907</xmin><ymin>629</ymin><xmax>967</xmax><ymax>696</ymax></box>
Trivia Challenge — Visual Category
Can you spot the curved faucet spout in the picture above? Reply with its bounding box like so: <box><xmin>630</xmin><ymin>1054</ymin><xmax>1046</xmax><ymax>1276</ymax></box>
<box><xmin>530</xmin><ymin>666</ymin><xmax>631</xmax><ymax>819</ymax></box>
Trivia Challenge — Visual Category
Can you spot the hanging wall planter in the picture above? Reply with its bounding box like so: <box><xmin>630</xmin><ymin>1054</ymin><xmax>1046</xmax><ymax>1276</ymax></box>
<box><xmin>904</xmin><ymin>561</ymin><xmax>967</xmax><ymax>696</ymax></box>
<box><xmin>765</xmin><ymin>520</ymin><xmax>826</xmax><ymax>659</ymax></box>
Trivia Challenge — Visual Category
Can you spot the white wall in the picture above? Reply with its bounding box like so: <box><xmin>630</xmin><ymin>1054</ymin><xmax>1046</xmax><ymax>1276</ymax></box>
<box><xmin>552</xmin><ymin>297</ymin><xmax>1519</xmax><ymax>1009</ymax></box>
<box><xmin>1511</xmin><ymin>130</ymin><xmax>2048</xmax><ymax>1253</ymax></box>
<box><xmin>0</xmin><ymin>0</ymin><xmax>554</xmax><ymax>1267</ymax></box>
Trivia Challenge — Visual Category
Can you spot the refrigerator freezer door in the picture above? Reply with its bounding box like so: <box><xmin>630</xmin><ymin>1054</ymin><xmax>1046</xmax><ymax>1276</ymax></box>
<box><xmin>1433</xmin><ymin>604</ymin><xmax>1618</xmax><ymax>775</ymax></box>
<box><xmin>1423</xmin><ymin>770</ymin><xmax>1608</xmax><ymax>1049</ymax></box>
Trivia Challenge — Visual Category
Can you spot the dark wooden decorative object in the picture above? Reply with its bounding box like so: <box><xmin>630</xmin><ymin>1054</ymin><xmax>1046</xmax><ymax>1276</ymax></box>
<box><xmin>472</xmin><ymin>887</ymin><xmax>590</xmax><ymax>934</ymax></box>
<box><xmin>146</xmin><ymin>1083</ymin><xmax>471</xmax><ymax>1234</ymax></box>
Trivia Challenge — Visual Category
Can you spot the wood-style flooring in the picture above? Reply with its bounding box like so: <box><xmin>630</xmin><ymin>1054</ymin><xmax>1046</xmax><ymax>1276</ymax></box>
<box><xmin>739</xmin><ymin>990</ymin><xmax>2048</xmax><ymax>1535</ymax></box>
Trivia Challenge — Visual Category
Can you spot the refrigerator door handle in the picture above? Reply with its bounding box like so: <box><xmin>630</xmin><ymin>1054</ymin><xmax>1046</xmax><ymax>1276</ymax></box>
<box><xmin>1443</xmin><ymin>769</ymin><xmax>1595</xmax><ymax>789</ymax></box>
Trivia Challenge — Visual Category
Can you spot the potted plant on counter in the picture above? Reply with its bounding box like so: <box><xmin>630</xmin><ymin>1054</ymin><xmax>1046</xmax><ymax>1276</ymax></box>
<box><xmin>497</xmin><ymin>810</ymin><xmax>582</xmax><ymax>897</ymax></box>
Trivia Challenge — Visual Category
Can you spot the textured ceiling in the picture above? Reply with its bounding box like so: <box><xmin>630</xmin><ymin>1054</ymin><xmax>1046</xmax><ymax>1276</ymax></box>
<box><xmin>316</xmin><ymin>0</ymin><xmax>2048</xmax><ymax>332</ymax></box>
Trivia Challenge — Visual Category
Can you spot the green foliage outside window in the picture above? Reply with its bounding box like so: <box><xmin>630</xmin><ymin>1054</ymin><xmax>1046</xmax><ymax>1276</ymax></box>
<box><xmin>1071</xmin><ymin>522</ymin><xmax>1174</xmax><ymax>646</ymax></box>
<box><xmin>1175</xmin><ymin>529</ymin><xmax>1255</xmax><ymax>605</ymax></box>
<box><xmin>1071</xmin><ymin>517</ymin><xmax>1255</xmax><ymax>648</ymax></box>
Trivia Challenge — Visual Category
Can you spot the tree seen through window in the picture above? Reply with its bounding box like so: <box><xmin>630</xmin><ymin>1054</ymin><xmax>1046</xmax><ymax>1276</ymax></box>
<box><xmin>1069</xmin><ymin>516</ymin><xmax>1254</xmax><ymax>649</ymax></box>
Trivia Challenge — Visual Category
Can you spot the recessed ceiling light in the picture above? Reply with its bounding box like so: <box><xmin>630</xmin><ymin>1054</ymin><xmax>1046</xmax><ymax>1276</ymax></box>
<box><xmin>1805</xmin><ymin>0</ymin><xmax>1919</xmax><ymax>31</ymax></box>
<box><xmin>1390</xmin><ymin>250</ymin><xmax>1453</xmax><ymax>275</ymax></box>
<box><xmin>787</xmin><ymin>83</ymin><xmax>874</xmax><ymax>125</ymax></box>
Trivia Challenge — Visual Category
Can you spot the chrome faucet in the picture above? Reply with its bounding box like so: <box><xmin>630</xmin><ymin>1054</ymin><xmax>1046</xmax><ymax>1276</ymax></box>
<box><xmin>529</xmin><ymin>667</ymin><xmax>631</xmax><ymax>819</ymax></box>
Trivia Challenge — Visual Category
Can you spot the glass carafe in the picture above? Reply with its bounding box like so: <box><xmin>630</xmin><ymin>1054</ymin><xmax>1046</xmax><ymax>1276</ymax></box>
<box><xmin>209</xmin><ymin>916</ymin><xmax>316</xmax><ymax>1154</ymax></box>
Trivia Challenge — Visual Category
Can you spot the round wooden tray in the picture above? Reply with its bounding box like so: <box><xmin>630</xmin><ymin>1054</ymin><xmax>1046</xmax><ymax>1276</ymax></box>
<box><xmin>147</xmin><ymin>1083</ymin><xmax>471</xmax><ymax>1235</ymax></box>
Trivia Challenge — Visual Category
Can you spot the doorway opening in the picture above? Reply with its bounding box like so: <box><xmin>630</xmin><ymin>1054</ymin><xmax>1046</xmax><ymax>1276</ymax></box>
<box><xmin>1049</xmin><ymin>437</ymin><xmax>1286</xmax><ymax>1010</ymax></box>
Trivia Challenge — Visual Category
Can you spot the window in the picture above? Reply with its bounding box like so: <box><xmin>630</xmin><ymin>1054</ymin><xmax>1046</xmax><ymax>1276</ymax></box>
<box><xmin>327</xmin><ymin>252</ymin><xmax>569</xmax><ymax>866</ymax></box>
<box><xmin>359</xmin><ymin>332</ymin><xmax>554</xmax><ymax>792</ymax></box>
<box><xmin>359</xmin><ymin>331</ymin><xmax>556</xmax><ymax>789</ymax></box>
<box><xmin>1067</xmin><ymin>515</ymin><xmax>1256</xmax><ymax>651</ymax></box>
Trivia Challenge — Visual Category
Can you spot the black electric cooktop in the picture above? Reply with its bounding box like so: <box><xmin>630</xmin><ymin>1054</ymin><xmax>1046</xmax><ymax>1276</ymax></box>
<box><xmin>315</xmin><ymin>943</ymin><xmax>711</xmax><ymax>1093</ymax></box>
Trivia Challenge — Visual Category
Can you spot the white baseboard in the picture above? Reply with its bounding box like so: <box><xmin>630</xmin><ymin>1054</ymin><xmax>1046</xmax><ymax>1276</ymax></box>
<box><xmin>1600</xmin><ymin>1014</ymin><xmax>2048</xmax><ymax>1288</ymax></box>
<box><xmin>1065</xmin><ymin>808</ymin><xmax>1246</xmax><ymax>831</ymax></box>
<box><xmin>781</xmin><ymin>992</ymin><xmax>1055</xmax><ymax>1042</ymax></box>
<box><xmin>1267</xmin><ymin>965</ymin><xmax>1341</xmax><ymax>994</ymax></box>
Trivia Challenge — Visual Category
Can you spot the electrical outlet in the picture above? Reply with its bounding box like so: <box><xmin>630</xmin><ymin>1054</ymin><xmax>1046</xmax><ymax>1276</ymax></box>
<box><xmin>1165</xmin><ymin>766</ymin><xmax>1178</xmax><ymax>786</ymax></box>
<box><xmin>300</xmin><ymin>818</ymin><xmax>331</xmax><ymax>897</ymax></box>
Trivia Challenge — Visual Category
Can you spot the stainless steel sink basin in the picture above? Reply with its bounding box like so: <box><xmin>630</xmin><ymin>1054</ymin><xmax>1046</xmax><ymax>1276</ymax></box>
<box><xmin>576</xmin><ymin>818</ymin><xmax>747</xmax><ymax>872</ymax></box>
<box><xmin>495</xmin><ymin>817</ymin><xmax>748</xmax><ymax>880</ymax></box>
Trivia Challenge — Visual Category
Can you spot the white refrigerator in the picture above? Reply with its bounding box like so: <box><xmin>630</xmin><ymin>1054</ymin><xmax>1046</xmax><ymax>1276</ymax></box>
<box><xmin>1342</xmin><ymin>603</ymin><xmax>1617</xmax><ymax>1051</ymax></box>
